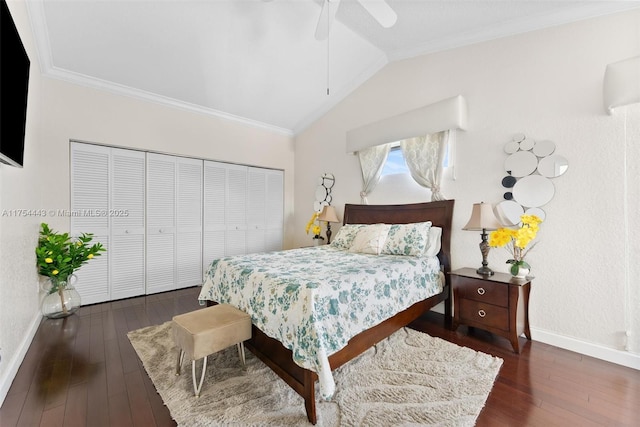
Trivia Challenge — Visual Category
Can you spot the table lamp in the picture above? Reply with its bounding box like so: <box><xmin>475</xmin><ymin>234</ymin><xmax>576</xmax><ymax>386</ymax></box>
<box><xmin>462</xmin><ymin>202</ymin><xmax>503</xmax><ymax>276</ymax></box>
<box><xmin>317</xmin><ymin>205</ymin><xmax>340</xmax><ymax>244</ymax></box>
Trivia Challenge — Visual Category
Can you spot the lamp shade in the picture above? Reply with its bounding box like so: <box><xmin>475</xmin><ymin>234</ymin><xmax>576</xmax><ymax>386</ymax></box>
<box><xmin>462</xmin><ymin>202</ymin><xmax>502</xmax><ymax>231</ymax></box>
<box><xmin>604</xmin><ymin>56</ymin><xmax>640</xmax><ymax>114</ymax></box>
<box><xmin>317</xmin><ymin>205</ymin><xmax>340</xmax><ymax>223</ymax></box>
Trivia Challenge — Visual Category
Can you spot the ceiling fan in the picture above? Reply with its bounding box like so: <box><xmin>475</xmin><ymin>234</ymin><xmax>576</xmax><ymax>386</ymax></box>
<box><xmin>314</xmin><ymin>0</ymin><xmax>398</xmax><ymax>40</ymax></box>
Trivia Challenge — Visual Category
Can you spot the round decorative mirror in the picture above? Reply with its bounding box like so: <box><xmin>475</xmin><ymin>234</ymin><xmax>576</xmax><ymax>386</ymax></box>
<box><xmin>533</xmin><ymin>140</ymin><xmax>555</xmax><ymax>157</ymax></box>
<box><xmin>512</xmin><ymin>175</ymin><xmax>555</xmax><ymax>207</ymax></box>
<box><xmin>501</xmin><ymin>175</ymin><xmax>517</xmax><ymax>188</ymax></box>
<box><xmin>322</xmin><ymin>173</ymin><xmax>335</xmax><ymax>189</ymax></box>
<box><xmin>504</xmin><ymin>151</ymin><xmax>538</xmax><ymax>177</ymax></box>
<box><xmin>525</xmin><ymin>207</ymin><xmax>546</xmax><ymax>221</ymax></box>
<box><xmin>315</xmin><ymin>185</ymin><xmax>327</xmax><ymax>203</ymax></box>
<box><xmin>504</xmin><ymin>141</ymin><xmax>520</xmax><ymax>154</ymax></box>
<box><xmin>496</xmin><ymin>200</ymin><xmax>524</xmax><ymax>226</ymax></box>
<box><xmin>537</xmin><ymin>155</ymin><xmax>569</xmax><ymax>178</ymax></box>
<box><xmin>519</xmin><ymin>137</ymin><xmax>535</xmax><ymax>151</ymax></box>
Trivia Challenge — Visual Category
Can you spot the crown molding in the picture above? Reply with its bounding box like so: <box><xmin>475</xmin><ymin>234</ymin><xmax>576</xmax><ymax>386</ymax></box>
<box><xmin>45</xmin><ymin>66</ymin><xmax>294</xmax><ymax>136</ymax></box>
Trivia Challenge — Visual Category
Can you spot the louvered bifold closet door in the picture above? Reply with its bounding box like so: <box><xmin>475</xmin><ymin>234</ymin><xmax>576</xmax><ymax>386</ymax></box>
<box><xmin>225</xmin><ymin>164</ymin><xmax>248</xmax><ymax>256</ymax></box>
<box><xmin>110</xmin><ymin>148</ymin><xmax>146</xmax><ymax>300</ymax></box>
<box><xmin>176</xmin><ymin>157</ymin><xmax>203</xmax><ymax>289</ymax></box>
<box><xmin>265</xmin><ymin>169</ymin><xmax>284</xmax><ymax>252</ymax></box>
<box><xmin>203</xmin><ymin>160</ymin><xmax>227</xmax><ymax>274</ymax></box>
<box><xmin>70</xmin><ymin>143</ymin><xmax>110</xmax><ymax>304</ymax></box>
<box><xmin>146</xmin><ymin>153</ymin><xmax>176</xmax><ymax>294</ymax></box>
<box><xmin>246</xmin><ymin>167</ymin><xmax>266</xmax><ymax>254</ymax></box>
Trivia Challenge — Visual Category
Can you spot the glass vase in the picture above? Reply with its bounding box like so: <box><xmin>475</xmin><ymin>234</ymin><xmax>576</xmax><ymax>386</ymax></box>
<box><xmin>41</xmin><ymin>274</ymin><xmax>81</xmax><ymax>319</ymax></box>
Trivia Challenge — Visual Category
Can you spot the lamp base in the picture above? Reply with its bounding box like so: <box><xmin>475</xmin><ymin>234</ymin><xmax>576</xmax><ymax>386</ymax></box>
<box><xmin>476</xmin><ymin>266</ymin><xmax>494</xmax><ymax>276</ymax></box>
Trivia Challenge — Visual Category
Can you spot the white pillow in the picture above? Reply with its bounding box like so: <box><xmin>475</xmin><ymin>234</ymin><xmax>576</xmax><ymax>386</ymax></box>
<box><xmin>381</xmin><ymin>221</ymin><xmax>432</xmax><ymax>256</ymax></box>
<box><xmin>348</xmin><ymin>224</ymin><xmax>391</xmax><ymax>255</ymax></box>
<box><xmin>330</xmin><ymin>224</ymin><xmax>365</xmax><ymax>250</ymax></box>
<box><xmin>423</xmin><ymin>226</ymin><xmax>442</xmax><ymax>257</ymax></box>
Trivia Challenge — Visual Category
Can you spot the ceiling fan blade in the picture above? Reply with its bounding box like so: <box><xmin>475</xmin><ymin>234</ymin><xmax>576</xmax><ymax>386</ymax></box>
<box><xmin>315</xmin><ymin>0</ymin><xmax>341</xmax><ymax>41</ymax></box>
<box><xmin>358</xmin><ymin>0</ymin><xmax>397</xmax><ymax>28</ymax></box>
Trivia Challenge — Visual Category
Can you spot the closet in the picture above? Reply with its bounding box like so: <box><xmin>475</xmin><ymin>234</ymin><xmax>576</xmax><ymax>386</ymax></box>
<box><xmin>71</xmin><ymin>143</ymin><xmax>146</xmax><ymax>305</ymax></box>
<box><xmin>70</xmin><ymin>142</ymin><xmax>283</xmax><ymax>304</ymax></box>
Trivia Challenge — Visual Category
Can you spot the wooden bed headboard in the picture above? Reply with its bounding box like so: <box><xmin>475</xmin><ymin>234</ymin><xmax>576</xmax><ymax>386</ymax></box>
<box><xmin>342</xmin><ymin>200</ymin><xmax>455</xmax><ymax>275</ymax></box>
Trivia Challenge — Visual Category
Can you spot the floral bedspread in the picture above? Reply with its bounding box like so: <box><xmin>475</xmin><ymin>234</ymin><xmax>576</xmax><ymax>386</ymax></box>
<box><xmin>198</xmin><ymin>245</ymin><xmax>443</xmax><ymax>399</ymax></box>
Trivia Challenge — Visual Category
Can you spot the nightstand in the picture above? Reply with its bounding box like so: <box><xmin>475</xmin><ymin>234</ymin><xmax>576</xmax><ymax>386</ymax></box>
<box><xmin>450</xmin><ymin>267</ymin><xmax>531</xmax><ymax>353</ymax></box>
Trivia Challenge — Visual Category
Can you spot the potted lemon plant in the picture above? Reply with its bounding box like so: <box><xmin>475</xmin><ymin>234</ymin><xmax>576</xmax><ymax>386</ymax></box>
<box><xmin>36</xmin><ymin>223</ymin><xmax>105</xmax><ymax>318</ymax></box>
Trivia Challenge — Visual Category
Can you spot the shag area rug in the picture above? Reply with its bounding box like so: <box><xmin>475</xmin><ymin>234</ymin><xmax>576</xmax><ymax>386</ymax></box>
<box><xmin>128</xmin><ymin>322</ymin><xmax>502</xmax><ymax>426</ymax></box>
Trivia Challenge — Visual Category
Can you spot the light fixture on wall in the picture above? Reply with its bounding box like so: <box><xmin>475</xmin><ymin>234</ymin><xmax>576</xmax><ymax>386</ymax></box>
<box><xmin>604</xmin><ymin>55</ymin><xmax>640</xmax><ymax>114</ymax></box>
<box><xmin>463</xmin><ymin>202</ymin><xmax>503</xmax><ymax>276</ymax></box>
<box><xmin>317</xmin><ymin>205</ymin><xmax>340</xmax><ymax>244</ymax></box>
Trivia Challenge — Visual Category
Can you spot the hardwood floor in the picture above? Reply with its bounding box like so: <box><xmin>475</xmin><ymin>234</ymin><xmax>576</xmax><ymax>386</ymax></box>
<box><xmin>1</xmin><ymin>287</ymin><xmax>638</xmax><ymax>426</ymax></box>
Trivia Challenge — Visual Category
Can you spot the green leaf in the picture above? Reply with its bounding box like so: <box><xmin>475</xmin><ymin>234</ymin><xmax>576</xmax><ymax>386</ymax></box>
<box><xmin>510</xmin><ymin>264</ymin><xmax>520</xmax><ymax>275</ymax></box>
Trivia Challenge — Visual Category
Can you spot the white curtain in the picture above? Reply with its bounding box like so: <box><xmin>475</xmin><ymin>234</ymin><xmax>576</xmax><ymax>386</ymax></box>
<box><xmin>400</xmin><ymin>130</ymin><xmax>449</xmax><ymax>201</ymax></box>
<box><xmin>357</xmin><ymin>144</ymin><xmax>390</xmax><ymax>204</ymax></box>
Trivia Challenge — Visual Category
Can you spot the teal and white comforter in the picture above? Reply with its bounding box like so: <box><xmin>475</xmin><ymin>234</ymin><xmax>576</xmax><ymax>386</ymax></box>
<box><xmin>198</xmin><ymin>245</ymin><xmax>443</xmax><ymax>399</ymax></box>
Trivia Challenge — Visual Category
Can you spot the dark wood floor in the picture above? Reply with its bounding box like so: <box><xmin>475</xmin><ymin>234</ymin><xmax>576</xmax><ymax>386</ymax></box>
<box><xmin>1</xmin><ymin>287</ymin><xmax>638</xmax><ymax>426</ymax></box>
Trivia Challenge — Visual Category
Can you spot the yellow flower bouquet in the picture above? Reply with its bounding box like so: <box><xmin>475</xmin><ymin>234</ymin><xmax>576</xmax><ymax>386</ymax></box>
<box><xmin>305</xmin><ymin>212</ymin><xmax>324</xmax><ymax>241</ymax></box>
<box><xmin>489</xmin><ymin>214</ymin><xmax>542</xmax><ymax>276</ymax></box>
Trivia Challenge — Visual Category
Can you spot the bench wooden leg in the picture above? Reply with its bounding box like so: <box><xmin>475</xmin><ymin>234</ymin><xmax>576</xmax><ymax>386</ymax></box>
<box><xmin>192</xmin><ymin>356</ymin><xmax>208</xmax><ymax>398</ymax></box>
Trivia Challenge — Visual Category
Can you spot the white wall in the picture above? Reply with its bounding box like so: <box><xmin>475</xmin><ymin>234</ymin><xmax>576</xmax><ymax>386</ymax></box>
<box><xmin>0</xmin><ymin>0</ymin><xmax>46</xmax><ymax>406</ymax></box>
<box><xmin>0</xmin><ymin>0</ymin><xmax>295</xmax><ymax>405</ymax></box>
<box><xmin>295</xmin><ymin>10</ymin><xmax>640</xmax><ymax>368</ymax></box>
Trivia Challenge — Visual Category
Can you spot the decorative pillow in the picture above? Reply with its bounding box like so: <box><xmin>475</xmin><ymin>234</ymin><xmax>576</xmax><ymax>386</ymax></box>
<box><xmin>348</xmin><ymin>224</ymin><xmax>391</xmax><ymax>255</ymax></box>
<box><xmin>423</xmin><ymin>226</ymin><xmax>442</xmax><ymax>257</ymax></box>
<box><xmin>330</xmin><ymin>224</ymin><xmax>365</xmax><ymax>250</ymax></box>
<box><xmin>381</xmin><ymin>221</ymin><xmax>432</xmax><ymax>256</ymax></box>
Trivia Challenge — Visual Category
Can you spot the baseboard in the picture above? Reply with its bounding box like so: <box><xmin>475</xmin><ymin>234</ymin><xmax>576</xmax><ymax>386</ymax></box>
<box><xmin>531</xmin><ymin>327</ymin><xmax>640</xmax><ymax>370</ymax></box>
<box><xmin>0</xmin><ymin>311</ymin><xmax>42</xmax><ymax>406</ymax></box>
<box><xmin>429</xmin><ymin>304</ymin><xmax>640</xmax><ymax>370</ymax></box>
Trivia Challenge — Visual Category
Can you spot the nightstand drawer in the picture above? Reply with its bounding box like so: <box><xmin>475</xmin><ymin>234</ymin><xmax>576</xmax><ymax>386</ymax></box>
<box><xmin>459</xmin><ymin>299</ymin><xmax>509</xmax><ymax>331</ymax></box>
<box><xmin>453</xmin><ymin>277</ymin><xmax>508</xmax><ymax>307</ymax></box>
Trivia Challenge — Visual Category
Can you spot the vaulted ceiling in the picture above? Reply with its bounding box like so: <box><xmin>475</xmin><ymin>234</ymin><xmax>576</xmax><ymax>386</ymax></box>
<box><xmin>26</xmin><ymin>0</ymin><xmax>640</xmax><ymax>135</ymax></box>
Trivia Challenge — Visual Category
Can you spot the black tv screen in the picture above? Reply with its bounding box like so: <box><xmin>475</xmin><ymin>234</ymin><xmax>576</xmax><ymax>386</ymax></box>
<box><xmin>0</xmin><ymin>0</ymin><xmax>30</xmax><ymax>167</ymax></box>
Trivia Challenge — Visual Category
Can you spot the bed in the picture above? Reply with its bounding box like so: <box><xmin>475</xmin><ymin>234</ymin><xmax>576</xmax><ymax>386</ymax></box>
<box><xmin>198</xmin><ymin>200</ymin><xmax>454</xmax><ymax>424</ymax></box>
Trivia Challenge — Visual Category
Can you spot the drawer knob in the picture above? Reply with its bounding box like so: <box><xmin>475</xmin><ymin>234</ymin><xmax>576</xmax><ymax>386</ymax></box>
<box><xmin>477</xmin><ymin>287</ymin><xmax>486</xmax><ymax>295</ymax></box>
<box><xmin>478</xmin><ymin>309</ymin><xmax>486</xmax><ymax>318</ymax></box>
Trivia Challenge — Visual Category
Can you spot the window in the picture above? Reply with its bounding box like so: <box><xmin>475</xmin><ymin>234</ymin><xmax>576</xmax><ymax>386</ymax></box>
<box><xmin>381</xmin><ymin>145</ymin><xmax>408</xmax><ymax>176</ymax></box>
<box><xmin>380</xmin><ymin>140</ymin><xmax>452</xmax><ymax>177</ymax></box>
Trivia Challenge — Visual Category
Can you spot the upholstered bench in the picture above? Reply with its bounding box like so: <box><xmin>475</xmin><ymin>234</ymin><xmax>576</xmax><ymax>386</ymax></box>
<box><xmin>172</xmin><ymin>304</ymin><xmax>252</xmax><ymax>397</ymax></box>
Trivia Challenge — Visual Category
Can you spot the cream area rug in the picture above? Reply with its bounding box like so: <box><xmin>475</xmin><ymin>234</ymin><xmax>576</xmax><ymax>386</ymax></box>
<box><xmin>128</xmin><ymin>322</ymin><xmax>502</xmax><ymax>426</ymax></box>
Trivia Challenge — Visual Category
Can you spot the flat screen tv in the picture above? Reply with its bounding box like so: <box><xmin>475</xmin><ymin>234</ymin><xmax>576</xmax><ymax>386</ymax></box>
<box><xmin>0</xmin><ymin>0</ymin><xmax>30</xmax><ymax>167</ymax></box>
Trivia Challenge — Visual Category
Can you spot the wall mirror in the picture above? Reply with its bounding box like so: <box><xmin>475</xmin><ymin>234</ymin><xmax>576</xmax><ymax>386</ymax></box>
<box><xmin>504</xmin><ymin>151</ymin><xmax>538</xmax><ymax>177</ymax></box>
<box><xmin>499</xmin><ymin>133</ymin><xmax>568</xmax><ymax>222</ymax></box>
<box><xmin>538</xmin><ymin>155</ymin><xmax>569</xmax><ymax>178</ymax></box>
<box><xmin>314</xmin><ymin>173</ymin><xmax>334</xmax><ymax>212</ymax></box>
